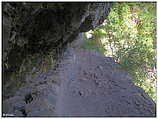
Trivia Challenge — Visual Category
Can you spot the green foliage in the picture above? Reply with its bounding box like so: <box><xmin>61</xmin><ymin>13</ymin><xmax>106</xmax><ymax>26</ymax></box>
<box><xmin>84</xmin><ymin>2</ymin><xmax>156</xmax><ymax>101</ymax></box>
<box><xmin>82</xmin><ymin>35</ymin><xmax>106</xmax><ymax>55</ymax></box>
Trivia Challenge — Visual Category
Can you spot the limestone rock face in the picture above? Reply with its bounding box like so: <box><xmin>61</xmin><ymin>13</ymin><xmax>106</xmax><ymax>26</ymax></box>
<box><xmin>3</xmin><ymin>35</ymin><xmax>156</xmax><ymax>117</ymax></box>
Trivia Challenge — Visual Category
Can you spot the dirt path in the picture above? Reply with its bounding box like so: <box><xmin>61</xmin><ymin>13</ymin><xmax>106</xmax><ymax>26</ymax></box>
<box><xmin>3</xmin><ymin>48</ymin><xmax>156</xmax><ymax>117</ymax></box>
<box><xmin>55</xmin><ymin>48</ymin><xmax>156</xmax><ymax>117</ymax></box>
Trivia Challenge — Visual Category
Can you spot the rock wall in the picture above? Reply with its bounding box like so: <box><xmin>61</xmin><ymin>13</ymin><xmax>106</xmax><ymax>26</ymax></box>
<box><xmin>3</xmin><ymin>3</ymin><xmax>112</xmax><ymax>77</ymax></box>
